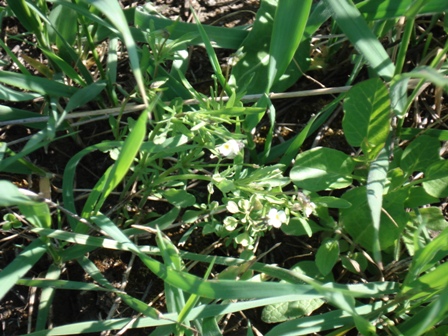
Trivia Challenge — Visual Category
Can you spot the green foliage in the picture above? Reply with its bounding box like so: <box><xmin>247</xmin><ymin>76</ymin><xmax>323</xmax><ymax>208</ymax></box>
<box><xmin>1</xmin><ymin>0</ymin><xmax>448</xmax><ymax>335</ymax></box>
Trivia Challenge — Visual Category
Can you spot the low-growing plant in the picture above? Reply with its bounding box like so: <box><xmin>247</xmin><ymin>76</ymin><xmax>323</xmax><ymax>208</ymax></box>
<box><xmin>1</xmin><ymin>0</ymin><xmax>448</xmax><ymax>335</ymax></box>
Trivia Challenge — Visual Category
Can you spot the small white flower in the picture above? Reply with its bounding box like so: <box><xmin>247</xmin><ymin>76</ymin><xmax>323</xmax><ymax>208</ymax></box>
<box><xmin>297</xmin><ymin>192</ymin><xmax>316</xmax><ymax>218</ymax></box>
<box><xmin>216</xmin><ymin>139</ymin><xmax>244</xmax><ymax>159</ymax></box>
<box><xmin>303</xmin><ymin>202</ymin><xmax>316</xmax><ymax>217</ymax></box>
<box><xmin>266</xmin><ymin>208</ymin><xmax>287</xmax><ymax>228</ymax></box>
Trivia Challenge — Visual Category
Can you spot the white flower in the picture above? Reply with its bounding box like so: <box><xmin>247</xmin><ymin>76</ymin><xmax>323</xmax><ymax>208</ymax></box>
<box><xmin>303</xmin><ymin>202</ymin><xmax>316</xmax><ymax>217</ymax></box>
<box><xmin>266</xmin><ymin>208</ymin><xmax>287</xmax><ymax>228</ymax></box>
<box><xmin>297</xmin><ymin>192</ymin><xmax>316</xmax><ymax>218</ymax></box>
<box><xmin>216</xmin><ymin>139</ymin><xmax>244</xmax><ymax>159</ymax></box>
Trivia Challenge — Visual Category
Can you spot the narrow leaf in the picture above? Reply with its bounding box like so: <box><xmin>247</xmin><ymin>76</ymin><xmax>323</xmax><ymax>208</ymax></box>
<box><xmin>323</xmin><ymin>0</ymin><xmax>395</xmax><ymax>80</ymax></box>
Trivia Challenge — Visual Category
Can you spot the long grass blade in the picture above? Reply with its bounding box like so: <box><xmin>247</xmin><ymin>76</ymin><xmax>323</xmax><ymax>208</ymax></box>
<box><xmin>0</xmin><ymin>238</ymin><xmax>47</xmax><ymax>301</ymax></box>
<box><xmin>82</xmin><ymin>0</ymin><xmax>148</xmax><ymax>105</ymax></box>
<box><xmin>266</xmin><ymin>0</ymin><xmax>312</xmax><ymax>91</ymax></box>
<box><xmin>134</xmin><ymin>5</ymin><xmax>248</xmax><ymax>49</ymax></box>
<box><xmin>78</xmin><ymin>104</ymin><xmax>151</xmax><ymax>228</ymax></box>
<box><xmin>323</xmin><ymin>0</ymin><xmax>395</xmax><ymax>81</ymax></box>
<box><xmin>0</xmin><ymin>70</ymin><xmax>77</xmax><ymax>97</ymax></box>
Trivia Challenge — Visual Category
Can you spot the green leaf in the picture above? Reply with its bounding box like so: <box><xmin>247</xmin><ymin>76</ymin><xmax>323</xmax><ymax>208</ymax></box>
<box><xmin>290</xmin><ymin>147</ymin><xmax>354</xmax><ymax>191</ymax></box>
<box><xmin>64</xmin><ymin>80</ymin><xmax>107</xmax><ymax>114</ymax></box>
<box><xmin>422</xmin><ymin>160</ymin><xmax>448</xmax><ymax>198</ymax></box>
<box><xmin>404</xmin><ymin>187</ymin><xmax>439</xmax><ymax>208</ymax></box>
<box><xmin>262</xmin><ymin>261</ymin><xmax>329</xmax><ymax>323</ymax></box>
<box><xmin>341</xmin><ymin>253</ymin><xmax>368</xmax><ymax>274</ymax></box>
<box><xmin>314</xmin><ymin>196</ymin><xmax>352</xmax><ymax>209</ymax></box>
<box><xmin>281</xmin><ymin>218</ymin><xmax>323</xmax><ymax>237</ymax></box>
<box><xmin>0</xmin><ymin>238</ymin><xmax>47</xmax><ymax>301</ymax></box>
<box><xmin>409</xmin><ymin>207</ymin><xmax>448</xmax><ymax>232</ymax></box>
<box><xmin>230</xmin><ymin>0</ymin><xmax>311</xmax><ymax>94</ymax></box>
<box><xmin>134</xmin><ymin>4</ymin><xmax>248</xmax><ymax>49</ymax></box>
<box><xmin>279</xmin><ymin>112</ymin><xmax>320</xmax><ymax>167</ymax></box>
<box><xmin>341</xmin><ymin>187</ymin><xmax>409</xmax><ymax>251</ymax></box>
<box><xmin>401</xmin><ymin>135</ymin><xmax>441</xmax><ymax>175</ymax></box>
<box><xmin>358</xmin><ymin>0</ymin><xmax>448</xmax><ymax>20</ymax></box>
<box><xmin>6</xmin><ymin>0</ymin><xmax>47</xmax><ymax>47</ymax></box>
<box><xmin>0</xmin><ymin>70</ymin><xmax>77</xmax><ymax>97</ymax></box>
<box><xmin>0</xmin><ymin>83</ymin><xmax>41</xmax><ymax>102</ymax></box>
<box><xmin>316</xmin><ymin>238</ymin><xmax>340</xmax><ymax>276</ymax></box>
<box><xmin>262</xmin><ymin>297</ymin><xmax>324</xmax><ymax>323</ymax></box>
<box><xmin>266</xmin><ymin>0</ymin><xmax>312</xmax><ymax>91</ymax></box>
<box><xmin>0</xmin><ymin>180</ymin><xmax>35</xmax><ymax>206</ymax></box>
<box><xmin>323</xmin><ymin>0</ymin><xmax>395</xmax><ymax>80</ymax></box>
<box><xmin>19</xmin><ymin>202</ymin><xmax>51</xmax><ymax>229</ymax></box>
<box><xmin>78</xmin><ymin>108</ymin><xmax>149</xmax><ymax>229</ymax></box>
<box><xmin>82</xmin><ymin>0</ymin><xmax>147</xmax><ymax>105</ymax></box>
<box><xmin>343</xmin><ymin>78</ymin><xmax>390</xmax><ymax>158</ymax></box>
<box><xmin>48</xmin><ymin>3</ymin><xmax>78</xmax><ymax>60</ymax></box>
<box><xmin>366</xmin><ymin>146</ymin><xmax>389</xmax><ymax>263</ymax></box>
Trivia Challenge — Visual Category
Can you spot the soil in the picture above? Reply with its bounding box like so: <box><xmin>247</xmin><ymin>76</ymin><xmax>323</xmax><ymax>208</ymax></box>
<box><xmin>1</xmin><ymin>1</ymin><xmax>447</xmax><ymax>335</ymax></box>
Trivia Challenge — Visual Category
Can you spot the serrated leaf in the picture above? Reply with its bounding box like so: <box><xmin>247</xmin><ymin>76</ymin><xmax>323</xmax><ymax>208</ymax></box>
<box><xmin>290</xmin><ymin>147</ymin><xmax>354</xmax><ymax>191</ymax></box>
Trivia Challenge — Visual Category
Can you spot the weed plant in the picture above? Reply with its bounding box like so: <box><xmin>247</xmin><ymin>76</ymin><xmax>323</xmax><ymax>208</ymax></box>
<box><xmin>1</xmin><ymin>0</ymin><xmax>448</xmax><ymax>335</ymax></box>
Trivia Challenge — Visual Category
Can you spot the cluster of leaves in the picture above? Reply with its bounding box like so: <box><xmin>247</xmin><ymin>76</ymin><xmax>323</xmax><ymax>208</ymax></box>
<box><xmin>1</xmin><ymin>0</ymin><xmax>448</xmax><ymax>335</ymax></box>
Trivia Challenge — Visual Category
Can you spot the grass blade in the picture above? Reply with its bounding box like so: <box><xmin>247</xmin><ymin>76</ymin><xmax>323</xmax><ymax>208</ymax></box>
<box><xmin>266</xmin><ymin>0</ymin><xmax>312</xmax><ymax>91</ymax></box>
<box><xmin>0</xmin><ymin>70</ymin><xmax>77</xmax><ymax>97</ymax></box>
<box><xmin>82</xmin><ymin>0</ymin><xmax>147</xmax><ymax>105</ymax></box>
<box><xmin>358</xmin><ymin>0</ymin><xmax>448</xmax><ymax>20</ymax></box>
<box><xmin>134</xmin><ymin>5</ymin><xmax>248</xmax><ymax>49</ymax></box>
<box><xmin>78</xmin><ymin>105</ymin><xmax>150</xmax><ymax>227</ymax></box>
<box><xmin>35</xmin><ymin>265</ymin><xmax>61</xmax><ymax>331</ymax></box>
<box><xmin>323</xmin><ymin>0</ymin><xmax>395</xmax><ymax>80</ymax></box>
<box><xmin>0</xmin><ymin>238</ymin><xmax>47</xmax><ymax>301</ymax></box>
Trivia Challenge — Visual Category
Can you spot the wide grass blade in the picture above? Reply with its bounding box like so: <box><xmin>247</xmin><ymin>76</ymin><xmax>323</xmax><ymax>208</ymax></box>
<box><xmin>35</xmin><ymin>265</ymin><xmax>61</xmax><ymax>331</ymax></box>
<box><xmin>135</xmin><ymin>5</ymin><xmax>248</xmax><ymax>49</ymax></box>
<box><xmin>6</xmin><ymin>0</ymin><xmax>47</xmax><ymax>47</ymax></box>
<box><xmin>190</xmin><ymin>8</ymin><xmax>233</xmax><ymax>96</ymax></box>
<box><xmin>357</xmin><ymin>0</ymin><xmax>448</xmax><ymax>20</ymax></box>
<box><xmin>82</xmin><ymin>0</ymin><xmax>148</xmax><ymax>105</ymax></box>
<box><xmin>0</xmin><ymin>180</ymin><xmax>37</xmax><ymax>206</ymax></box>
<box><xmin>0</xmin><ymin>238</ymin><xmax>47</xmax><ymax>301</ymax></box>
<box><xmin>155</xmin><ymin>229</ymin><xmax>186</xmax><ymax>315</ymax></box>
<box><xmin>16</xmin><ymin>278</ymin><xmax>117</xmax><ymax>292</ymax></box>
<box><xmin>366</xmin><ymin>146</ymin><xmax>390</xmax><ymax>265</ymax></box>
<box><xmin>30</xmin><ymin>228</ymin><xmax>399</xmax><ymax>297</ymax></box>
<box><xmin>266</xmin><ymin>0</ymin><xmax>312</xmax><ymax>92</ymax></box>
<box><xmin>25</xmin><ymin>296</ymin><xmax>396</xmax><ymax>336</ymax></box>
<box><xmin>323</xmin><ymin>0</ymin><xmax>395</xmax><ymax>81</ymax></box>
<box><xmin>78</xmin><ymin>104</ymin><xmax>150</xmax><ymax>228</ymax></box>
<box><xmin>398</xmin><ymin>281</ymin><xmax>448</xmax><ymax>335</ymax></box>
<box><xmin>0</xmin><ymin>71</ymin><xmax>77</xmax><ymax>97</ymax></box>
